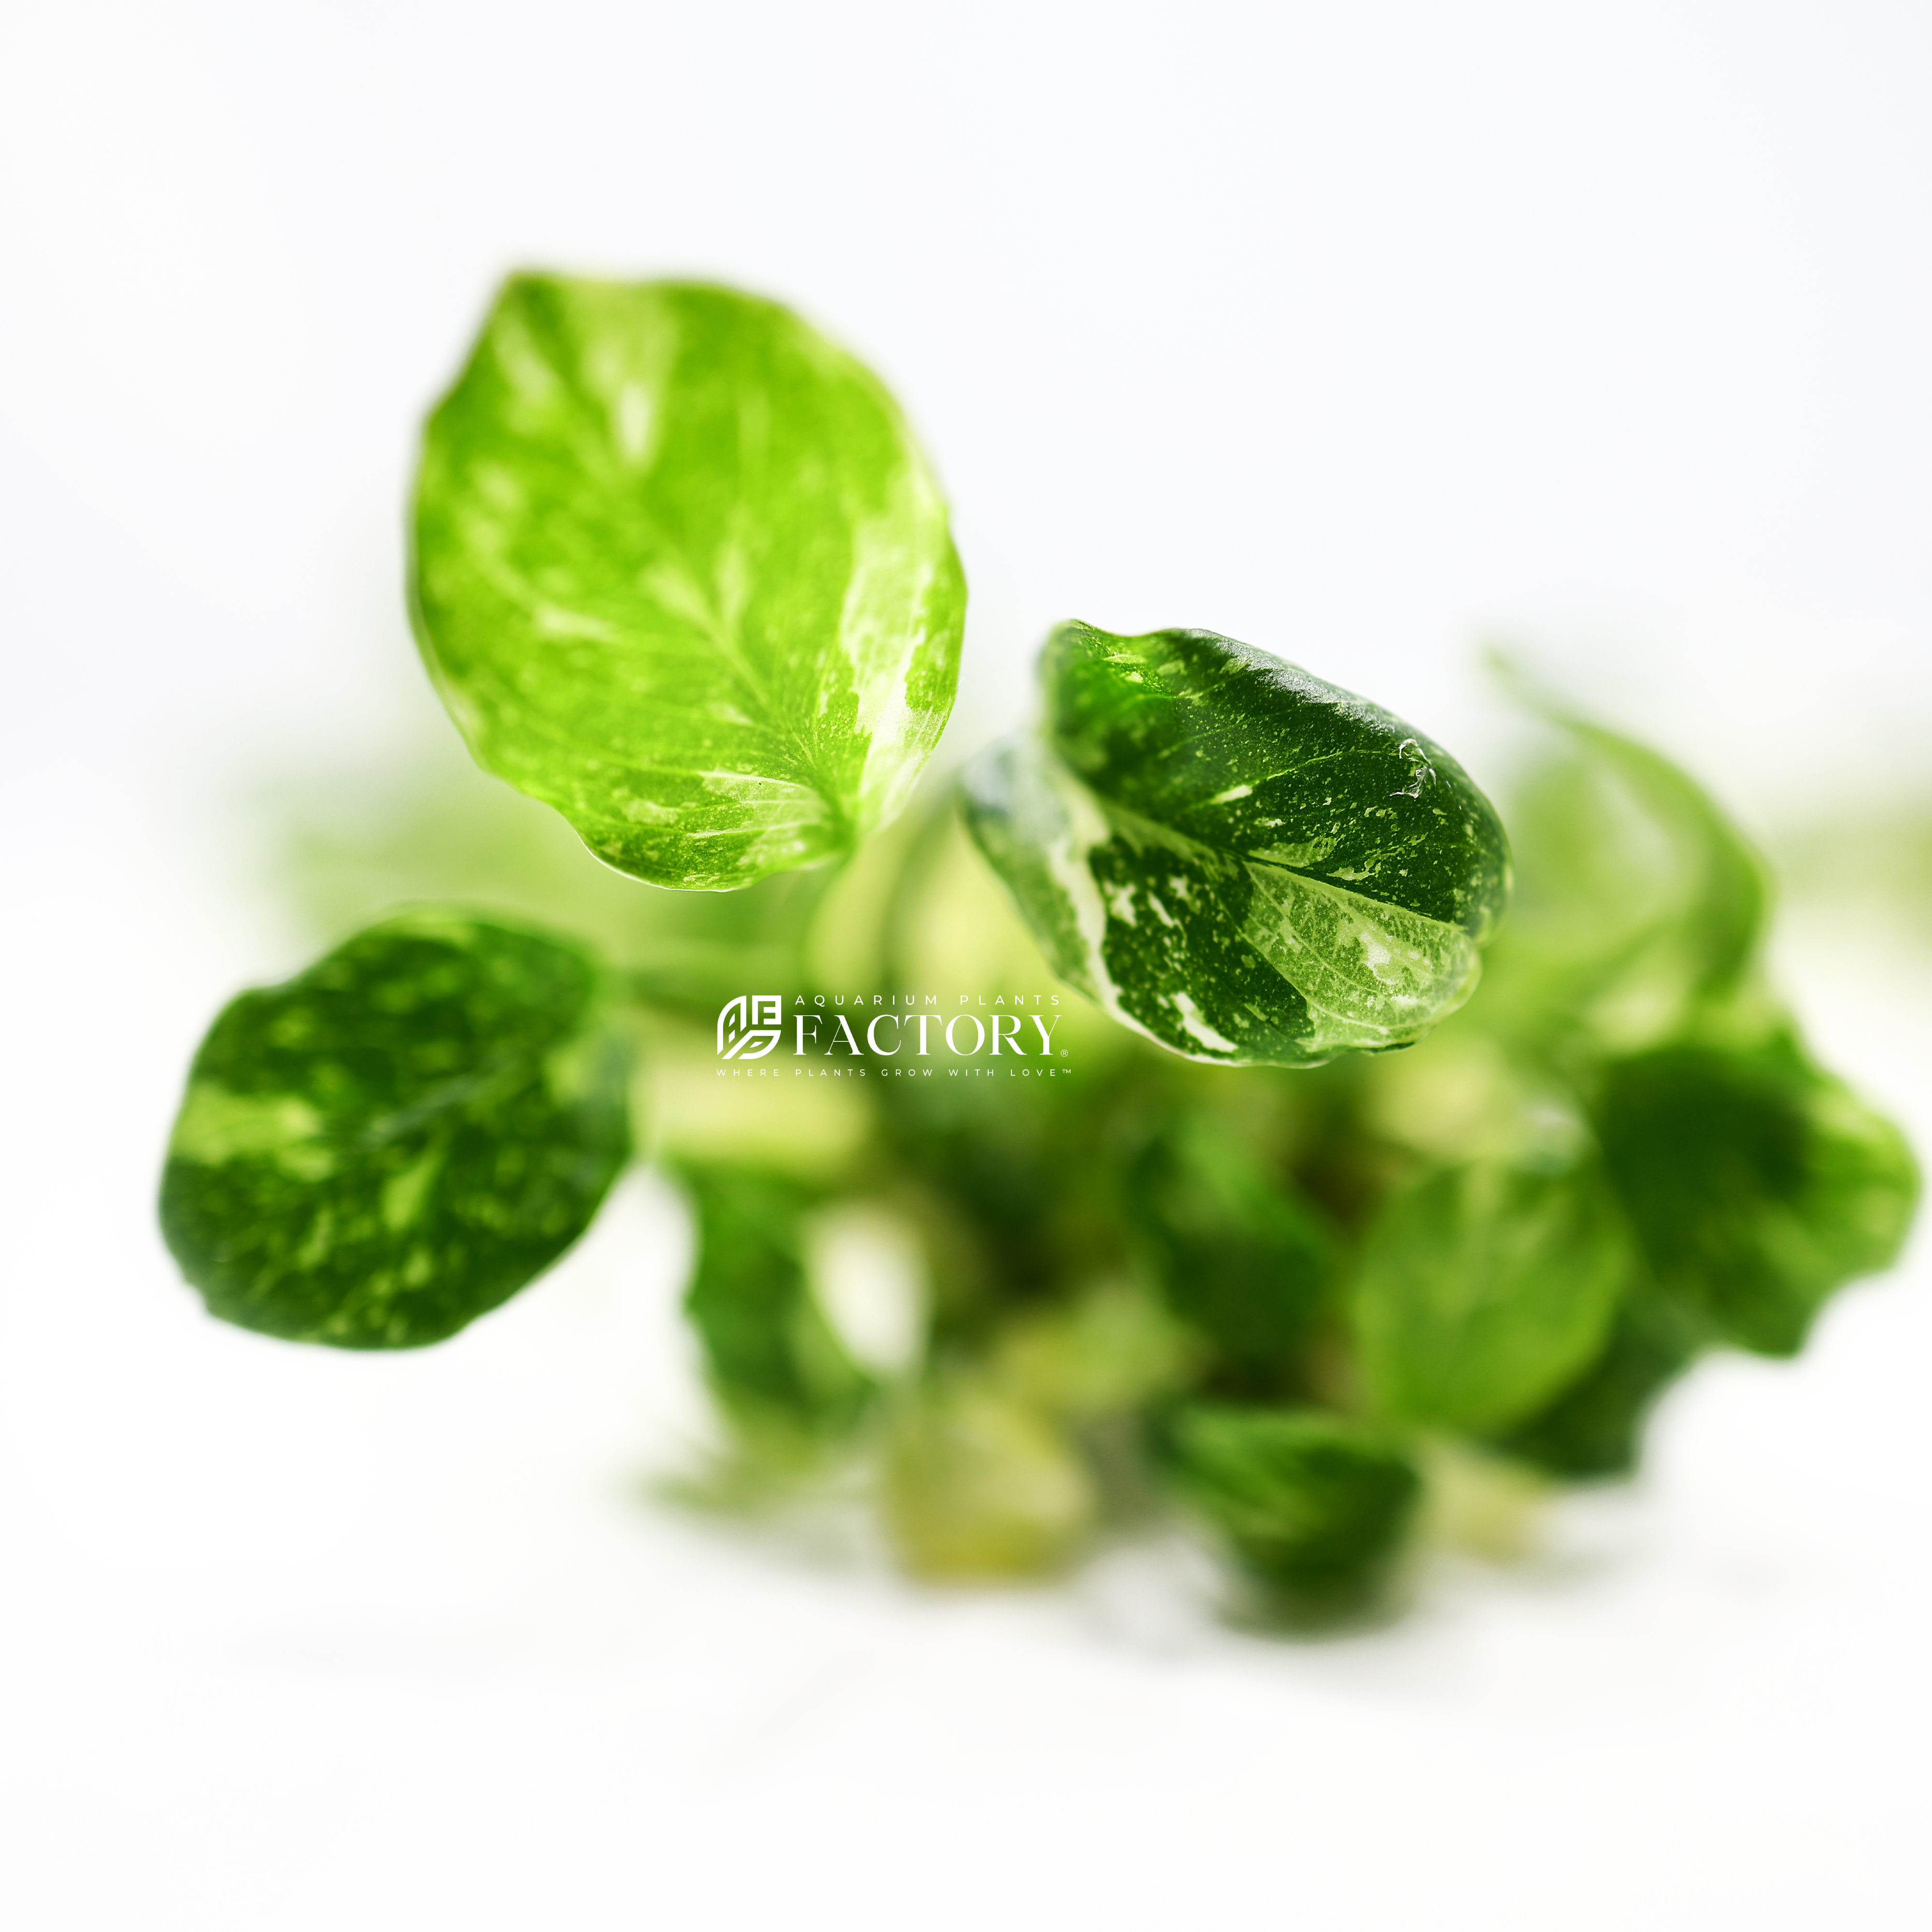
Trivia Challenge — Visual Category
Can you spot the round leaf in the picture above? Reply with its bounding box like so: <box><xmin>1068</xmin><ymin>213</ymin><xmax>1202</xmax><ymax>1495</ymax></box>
<box><xmin>159</xmin><ymin>913</ymin><xmax>632</xmax><ymax>1348</ymax></box>
<box><xmin>1355</xmin><ymin>1157</ymin><xmax>1630</xmax><ymax>1434</ymax></box>
<box><xmin>412</xmin><ymin>276</ymin><xmax>966</xmax><ymax>890</ymax></box>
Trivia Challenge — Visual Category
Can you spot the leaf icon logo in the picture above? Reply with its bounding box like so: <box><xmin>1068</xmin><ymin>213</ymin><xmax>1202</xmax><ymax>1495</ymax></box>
<box><xmin>718</xmin><ymin>994</ymin><xmax>783</xmax><ymax>1061</ymax></box>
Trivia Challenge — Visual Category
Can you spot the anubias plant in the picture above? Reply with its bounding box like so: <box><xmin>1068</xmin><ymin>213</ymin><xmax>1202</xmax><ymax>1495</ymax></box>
<box><xmin>161</xmin><ymin>274</ymin><xmax>1919</xmax><ymax>1628</ymax></box>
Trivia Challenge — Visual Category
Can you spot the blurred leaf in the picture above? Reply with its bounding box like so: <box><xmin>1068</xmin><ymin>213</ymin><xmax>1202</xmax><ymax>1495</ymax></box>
<box><xmin>881</xmin><ymin>801</ymin><xmax>1136</xmax><ymax>1089</ymax></box>
<box><xmin>1594</xmin><ymin>1034</ymin><xmax>1919</xmax><ymax>1356</ymax></box>
<box><xmin>1490</xmin><ymin>1285</ymin><xmax>1701</xmax><ymax>1478</ymax></box>
<box><xmin>262</xmin><ymin>725</ymin><xmax>838</xmax><ymax>1006</ymax></box>
<box><xmin>1778</xmin><ymin>794</ymin><xmax>1932</xmax><ymax>946</ymax></box>
<box><xmin>1483</xmin><ymin>717</ymin><xmax>1771</xmax><ymax>1051</ymax></box>
<box><xmin>1416</xmin><ymin>1440</ymin><xmax>1550</xmax><ymax>1560</ymax></box>
<box><xmin>677</xmin><ymin>1165</ymin><xmax>873</xmax><ymax>1439</ymax></box>
<box><xmin>989</xmin><ymin>1281</ymin><xmax>1194</xmax><ymax>1420</ymax></box>
<box><xmin>160</xmin><ymin>912</ymin><xmax>631</xmax><ymax>1348</ymax></box>
<box><xmin>805</xmin><ymin>1199</ymin><xmax>930</xmax><ymax>1378</ymax></box>
<box><xmin>881</xmin><ymin>1376</ymin><xmax>1096</xmax><ymax>1578</ymax></box>
<box><xmin>1355</xmin><ymin>1157</ymin><xmax>1629</xmax><ymax>1434</ymax></box>
<box><xmin>1161</xmin><ymin>1404</ymin><xmax>1421</xmax><ymax>1620</ymax></box>
<box><xmin>884</xmin><ymin>1060</ymin><xmax>1146</xmax><ymax>1348</ymax></box>
<box><xmin>965</xmin><ymin>622</ymin><xmax>1509</xmax><ymax>1067</ymax></box>
<box><xmin>413</xmin><ymin>275</ymin><xmax>965</xmax><ymax>890</ymax></box>
<box><xmin>1129</xmin><ymin>1116</ymin><xmax>1337</xmax><ymax>1383</ymax></box>
<box><xmin>646</xmin><ymin>1013</ymin><xmax>875</xmax><ymax>1183</ymax></box>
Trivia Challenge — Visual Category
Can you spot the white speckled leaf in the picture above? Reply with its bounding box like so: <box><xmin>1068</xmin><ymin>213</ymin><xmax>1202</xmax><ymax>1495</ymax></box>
<box><xmin>158</xmin><ymin>913</ymin><xmax>632</xmax><ymax>1348</ymax></box>
<box><xmin>412</xmin><ymin>276</ymin><xmax>966</xmax><ymax>890</ymax></box>
<box><xmin>964</xmin><ymin>622</ymin><xmax>1509</xmax><ymax>1067</ymax></box>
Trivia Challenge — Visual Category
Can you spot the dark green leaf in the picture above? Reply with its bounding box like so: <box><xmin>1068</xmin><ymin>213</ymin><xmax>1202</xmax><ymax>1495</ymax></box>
<box><xmin>1595</xmin><ymin>1034</ymin><xmax>1919</xmax><ymax>1355</ymax></box>
<box><xmin>1128</xmin><ymin>1116</ymin><xmax>1336</xmax><ymax>1383</ymax></box>
<box><xmin>1355</xmin><ymin>1157</ymin><xmax>1629</xmax><ymax>1433</ymax></box>
<box><xmin>1162</xmin><ymin>1403</ymin><xmax>1421</xmax><ymax>1618</ymax></box>
<box><xmin>412</xmin><ymin>276</ymin><xmax>966</xmax><ymax>890</ymax></box>
<box><xmin>677</xmin><ymin>1165</ymin><xmax>872</xmax><ymax>1435</ymax></box>
<box><xmin>965</xmin><ymin>622</ymin><xmax>1510</xmax><ymax>1067</ymax></box>
<box><xmin>159</xmin><ymin>912</ymin><xmax>631</xmax><ymax>1348</ymax></box>
<box><xmin>1489</xmin><ymin>1284</ymin><xmax>1702</xmax><ymax>1478</ymax></box>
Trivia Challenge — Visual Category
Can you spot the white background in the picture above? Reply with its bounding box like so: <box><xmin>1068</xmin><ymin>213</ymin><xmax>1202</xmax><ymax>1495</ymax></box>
<box><xmin>3</xmin><ymin>3</ymin><xmax>1930</xmax><ymax>1926</ymax></box>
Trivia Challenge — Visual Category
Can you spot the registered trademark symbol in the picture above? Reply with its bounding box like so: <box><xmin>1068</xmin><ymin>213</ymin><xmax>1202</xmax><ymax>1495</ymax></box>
<box><xmin>1060</xmin><ymin>1050</ymin><xmax>1069</xmax><ymax>1058</ymax></box>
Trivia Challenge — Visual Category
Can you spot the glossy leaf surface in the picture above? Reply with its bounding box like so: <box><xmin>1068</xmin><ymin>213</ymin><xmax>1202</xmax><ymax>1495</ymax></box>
<box><xmin>413</xmin><ymin>276</ymin><xmax>966</xmax><ymax>890</ymax></box>
<box><xmin>1356</xmin><ymin>1158</ymin><xmax>1629</xmax><ymax>1433</ymax></box>
<box><xmin>160</xmin><ymin>914</ymin><xmax>631</xmax><ymax>1348</ymax></box>
<box><xmin>965</xmin><ymin>623</ymin><xmax>1509</xmax><ymax>1066</ymax></box>
<box><xmin>1595</xmin><ymin>1035</ymin><xmax>1919</xmax><ymax>1356</ymax></box>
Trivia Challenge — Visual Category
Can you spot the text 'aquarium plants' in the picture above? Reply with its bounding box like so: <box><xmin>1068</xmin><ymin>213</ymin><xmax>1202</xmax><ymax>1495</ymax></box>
<box><xmin>159</xmin><ymin>275</ymin><xmax>1918</xmax><ymax>1628</ymax></box>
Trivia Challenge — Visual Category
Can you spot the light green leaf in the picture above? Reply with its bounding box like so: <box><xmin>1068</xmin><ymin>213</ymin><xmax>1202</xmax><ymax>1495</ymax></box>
<box><xmin>159</xmin><ymin>913</ymin><xmax>632</xmax><ymax>1349</ymax></box>
<box><xmin>1355</xmin><ymin>1157</ymin><xmax>1630</xmax><ymax>1434</ymax></box>
<box><xmin>1594</xmin><ymin>1033</ymin><xmax>1920</xmax><ymax>1356</ymax></box>
<box><xmin>412</xmin><ymin>276</ymin><xmax>966</xmax><ymax>890</ymax></box>
<box><xmin>964</xmin><ymin>622</ymin><xmax>1510</xmax><ymax>1066</ymax></box>
<box><xmin>987</xmin><ymin>1282</ymin><xmax>1193</xmax><ymax>1421</ymax></box>
<box><xmin>1482</xmin><ymin>710</ymin><xmax>1771</xmax><ymax>1051</ymax></box>
<box><xmin>881</xmin><ymin>1374</ymin><xmax>1097</xmax><ymax>1580</ymax></box>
